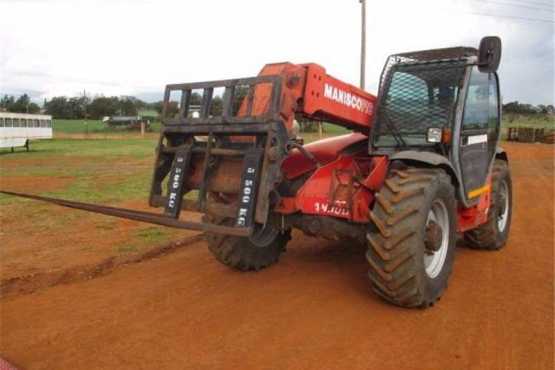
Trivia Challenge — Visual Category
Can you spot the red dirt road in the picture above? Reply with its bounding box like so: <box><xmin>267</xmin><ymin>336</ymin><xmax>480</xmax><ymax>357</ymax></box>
<box><xmin>0</xmin><ymin>143</ymin><xmax>553</xmax><ymax>370</ymax></box>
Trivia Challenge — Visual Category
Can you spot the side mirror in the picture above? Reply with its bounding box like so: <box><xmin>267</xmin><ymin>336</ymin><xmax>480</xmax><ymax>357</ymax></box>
<box><xmin>478</xmin><ymin>36</ymin><xmax>502</xmax><ymax>73</ymax></box>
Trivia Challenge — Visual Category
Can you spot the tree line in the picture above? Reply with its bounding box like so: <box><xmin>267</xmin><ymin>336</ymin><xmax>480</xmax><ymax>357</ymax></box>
<box><xmin>1</xmin><ymin>93</ymin><xmax>553</xmax><ymax>119</ymax></box>
<box><xmin>0</xmin><ymin>94</ymin><xmax>157</xmax><ymax>119</ymax></box>
<box><xmin>43</xmin><ymin>96</ymin><xmax>149</xmax><ymax>119</ymax></box>
<box><xmin>0</xmin><ymin>94</ymin><xmax>41</xmax><ymax>114</ymax></box>
<box><xmin>502</xmin><ymin>101</ymin><xmax>554</xmax><ymax>115</ymax></box>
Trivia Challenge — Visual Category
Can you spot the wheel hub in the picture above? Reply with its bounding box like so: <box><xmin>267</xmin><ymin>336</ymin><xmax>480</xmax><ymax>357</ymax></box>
<box><xmin>425</xmin><ymin>220</ymin><xmax>443</xmax><ymax>253</ymax></box>
<box><xmin>423</xmin><ymin>199</ymin><xmax>450</xmax><ymax>279</ymax></box>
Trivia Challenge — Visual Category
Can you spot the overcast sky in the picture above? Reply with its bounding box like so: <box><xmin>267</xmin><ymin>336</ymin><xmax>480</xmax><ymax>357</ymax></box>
<box><xmin>0</xmin><ymin>0</ymin><xmax>553</xmax><ymax>105</ymax></box>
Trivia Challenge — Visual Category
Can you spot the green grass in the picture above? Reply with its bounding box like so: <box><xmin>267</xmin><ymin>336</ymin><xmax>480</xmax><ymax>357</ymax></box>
<box><xmin>53</xmin><ymin>119</ymin><xmax>162</xmax><ymax>135</ymax></box>
<box><xmin>0</xmin><ymin>137</ymin><xmax>191</xmax><ymax>260</ymax></box>
<box><xmin>501</xmin><ymin>115</ymin><xmax>555</xmax><ymax>129</ymax></box>
<box><xmin>323</xmin><ymin>123</ymin><xmax>350</xmax><ymax>135</ymax></box>
<box><xmin>136</xmin><ymin>227</ymin><xmax>169</xmax><ymax>243</ymax></box>
<box><xmin>1</xmin><ymin>137</ymin><xmax>157</xmax><ymax>159</ymax></box>
<box><xmin>0</xmin><ymin>138</ymin><xmax>202</xmax><ymax>207</ymax></box>
<box><xmin>0</xmin><ymin>138</ymin><xmax>158</xmax><ymax>205</ymax></box>
<box><xmin>53</xmin><ymin>119</ymin><xmax>105</xmax><ymax>133</ymax></box>
<box><xmin>138</xmin><ymin>109</ymin><xmax>159</xmax><ymax>117</ymax></box>
<box><xmin>500</xmin><ymin>116</ymin><xmax>554</xmax><ymax>140</ymax></box>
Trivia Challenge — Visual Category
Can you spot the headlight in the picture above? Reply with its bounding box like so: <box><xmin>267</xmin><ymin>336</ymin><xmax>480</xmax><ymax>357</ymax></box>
<box><xmin>427</xmin><ymin>127</ymin><xmax>442</xmax><ymax>143</ymax></box>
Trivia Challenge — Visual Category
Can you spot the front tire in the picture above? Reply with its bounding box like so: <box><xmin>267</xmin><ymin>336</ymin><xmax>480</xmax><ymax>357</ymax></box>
<box><xmin>464</xmin><ymin>160</ymin><xmax>512</xmax><ymax>250</ymax></box>
<box><xmin>205</xmin><ymin>218</ymin><xmax>289</xmax><ymax>271</ymax></box>
<box><xmin>366</xmin><ymin>168</ymin><xmax>457</xmax><ymax>308</ymax></box>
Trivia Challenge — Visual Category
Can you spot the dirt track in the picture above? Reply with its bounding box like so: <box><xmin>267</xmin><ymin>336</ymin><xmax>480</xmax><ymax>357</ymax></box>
<box><xmin>0</xmin><ymin>142</ymin><xmax>553</xmax><ymax>370</ymax></box>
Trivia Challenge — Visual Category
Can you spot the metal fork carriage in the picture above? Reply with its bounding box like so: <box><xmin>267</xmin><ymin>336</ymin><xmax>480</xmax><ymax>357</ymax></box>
<box><xmin>149</xmin><ymin>75</ymin><xmax>289</xmax><ymax>237</ymax></box>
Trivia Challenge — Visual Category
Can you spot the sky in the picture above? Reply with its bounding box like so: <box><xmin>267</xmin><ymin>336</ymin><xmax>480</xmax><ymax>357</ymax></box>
<box><xmin>0</xmin><ymin>0</ymin><xmax>553</xmax><ymax>105</ymax></box>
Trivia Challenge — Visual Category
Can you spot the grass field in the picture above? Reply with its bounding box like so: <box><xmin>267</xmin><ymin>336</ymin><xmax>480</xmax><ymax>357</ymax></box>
<box><xmin>0</xmin><ymin>138</ymin><xmax>157</xmax><ymax>205</ymax></box>
<box><xmin>502</xmin><ymin>114</ymin><xmax>555</xmax><ymax>128</ymax></box>
<box><xmin>53</xmin><ymin>119</ymin><xmax>162</xmax><ymax>136</ymax></box>
<box><xmin>51</xmin><ymin>116</ymin><xmax>553</xmax><ymax>138</ymax></box>
<box><xmin>0</xmin><ymin>137</ymin><xmax>187</xmax><ymax>265</ymax></box>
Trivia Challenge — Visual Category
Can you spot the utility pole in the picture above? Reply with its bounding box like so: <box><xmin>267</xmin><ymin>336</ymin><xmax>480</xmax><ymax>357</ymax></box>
<box><xmin>359</xmin><ymin>0</ymin><xmax>366</xmax><ymax>90</ymax></box>
<box><xmin>83</xmin><ymin>89</ymin><xmax>88</xmax><ymax>138</ymax></box>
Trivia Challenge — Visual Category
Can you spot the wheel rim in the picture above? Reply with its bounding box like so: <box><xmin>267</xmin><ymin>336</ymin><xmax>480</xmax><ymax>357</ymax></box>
<box><xmin>424</xmin><ymin>199</ymin><xmax>450</xmax><ymax>279</ymax></box>
<box><xmin>497</xmin><ymin>180</ymin><xmax>509</xmax><ymax>232</ymax></box>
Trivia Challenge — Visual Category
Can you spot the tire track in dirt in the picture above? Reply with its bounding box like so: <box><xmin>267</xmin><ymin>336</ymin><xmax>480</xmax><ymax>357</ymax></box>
<box><xmin>0</xmin><ymin>234</ymin><xmax>204</xmax><ymax>299</ymax></box>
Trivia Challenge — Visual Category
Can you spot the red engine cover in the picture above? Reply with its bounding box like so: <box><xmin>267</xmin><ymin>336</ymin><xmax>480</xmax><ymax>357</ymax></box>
<box><xmin>281</xmin><ymin>133</ymin><xmax>368</xmax><ymax>180</ymax></box>
<box><xmin>277</xmin><ymin>134</ymin><xmax>389</xmax><ymax>223</ymax></box>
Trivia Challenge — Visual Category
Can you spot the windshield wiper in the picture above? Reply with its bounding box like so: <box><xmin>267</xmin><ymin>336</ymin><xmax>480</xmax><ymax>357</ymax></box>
<box><xmin>382</xmin><ymin>111</ymin><xmax>408</xmax><ymax>148</ymax></box>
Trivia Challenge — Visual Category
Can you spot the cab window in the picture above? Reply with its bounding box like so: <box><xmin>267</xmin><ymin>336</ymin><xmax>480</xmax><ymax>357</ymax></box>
<box><xmin>462</xmin><ymin>68</ymin><xmax>499</xmax><ymax>131</ymax></box>
<box><xmin>488</xmin><ymin>79</ymin><xmax>499</xmax><ymax>131</ymax></box>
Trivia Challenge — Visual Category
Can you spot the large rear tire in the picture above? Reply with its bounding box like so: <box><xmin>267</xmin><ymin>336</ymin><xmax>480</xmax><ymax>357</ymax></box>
<box><xmin>366</xmin><ymin>168</ymin><xmax>457</xmax><ymax>308</ymax></box>
<box><xmin>205</xmin><ymin>218</ymin><xmax>289</xmax><ymax>271</ymax></box>
<box><xmin>464</xmin><ymin>160</ymin><xmax>512</xmax><ymax>250</ymax></box>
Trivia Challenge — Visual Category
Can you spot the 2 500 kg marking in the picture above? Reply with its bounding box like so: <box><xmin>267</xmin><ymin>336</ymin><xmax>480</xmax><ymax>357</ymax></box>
<box><xmin>236</xmin><ymin>167</ymin><xmax>256</xmax><ymax>227</ymax></box>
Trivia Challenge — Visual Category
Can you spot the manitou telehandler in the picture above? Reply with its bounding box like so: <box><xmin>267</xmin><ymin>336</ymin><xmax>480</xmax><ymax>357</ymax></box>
<box><xmin>2</xmin><ymin>37</ymin><xmax>512</xmax><ymax>308</ymax></box>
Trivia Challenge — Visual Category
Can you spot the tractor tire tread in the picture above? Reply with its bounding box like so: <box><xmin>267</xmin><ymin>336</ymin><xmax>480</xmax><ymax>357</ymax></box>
<box><xmin>366</xmin><ymin>168</ymin><xmax>456</xmax><ymax>308</ymax></box>
<box><xmin>464</xmin><ymin>160</ymin><xmax>511</xmax><ymax>250</ymax></box>
<box><xmin>205</xmin><ymin>217</ymin><xmax>289</xmax><ymax>271</ymax></box>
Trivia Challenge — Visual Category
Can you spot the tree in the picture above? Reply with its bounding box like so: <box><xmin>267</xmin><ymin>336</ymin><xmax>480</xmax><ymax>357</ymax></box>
<box><xmin>119</xmin><ymin>97</ymin><xmax>138</xmax><ymax>116</ymax></box>
<box><xmin>232</xmin><ymin>86</ymin><xmax>249</xmax><ymax>115</ymax></box>
<box><xmin>502</xmin><ymin>101</ymin><xmax>537</xmax><ymax>115</ymax></box>
<box><xmin>45</xmin><ymin>96</ymin><xmax>71</xmax><ymax>118</ymax></box>
<box><xmin>87</xmin><ymin>96</ymin><xmax>120</xmax><ymax>119</ymax></box>
<box><xmin>0</xmin><ymin>95</ymin><xmax>15</xmax><ymax>111</ymax></box>
<box><xmin>0</xmin><ymin>94</ymin><xmax>39</xmax><ymax>113</ymax></box>
<box><xmin>537</xmin><ymin>104</ymin><xmax>555</xmax><ymax>115</ymax></box>
<box><xmin>11</xmin><ymin>94</ymin><xmax>31</xmax><ymax>113</ymax></box>
<box><xmin>152</xmin><ymin>100</ymin><xmax>178</xmax><ymax>117</ymax></box>
<box><xmin>125</xmin><ymin>96</ymin><xmax>146</xmax><ymax>112</ymax></box>
<box><xmin>210</xmin><ymin>96</ymin><xmax>223</xmax><ymax>116</ymax></box>
<box><xmin>61</xmin><ymin>96</ymin><xmax>86</xmax><ymax>119</ymax></box>
<box><xmin>152</xmin><ymin>101</ymin><xmax>164</xmax><ymax>115</ymax></box>
<box><xmin>27</xmin><ymin>102</ymin><xmax>40</xmax><ymax>114</ymax></box>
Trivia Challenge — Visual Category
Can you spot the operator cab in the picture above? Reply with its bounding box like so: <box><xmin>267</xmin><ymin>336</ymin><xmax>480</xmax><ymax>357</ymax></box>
<box><xmin>370</xmin><ymin>38</ymin><xmax>503</xmax><ymax>206</ymax></box>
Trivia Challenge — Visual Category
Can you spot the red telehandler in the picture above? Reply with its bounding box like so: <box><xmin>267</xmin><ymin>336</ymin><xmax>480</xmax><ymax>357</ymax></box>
<box><xmin>2</xmin><ymin>37</ymin><xmax>512</xmax><ymax>308</ymax></box>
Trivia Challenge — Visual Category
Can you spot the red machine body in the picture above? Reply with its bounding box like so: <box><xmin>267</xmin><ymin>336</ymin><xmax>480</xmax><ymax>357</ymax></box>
<box><xmin>253</xmin><ymin>62</ymin><xmax>489</xmax><ymax>233</ymax></box>
<box><xmin>254</xmin><ymin>62</ymin><xmax>377</xmax><ymax>134</ymax></box>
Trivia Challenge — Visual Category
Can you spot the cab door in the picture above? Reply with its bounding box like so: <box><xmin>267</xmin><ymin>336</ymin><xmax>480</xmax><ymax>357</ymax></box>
<box><xmin>459</xmin><ymin>67</ymin><xmax>500</xmax><ymax>202</ymax></box>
